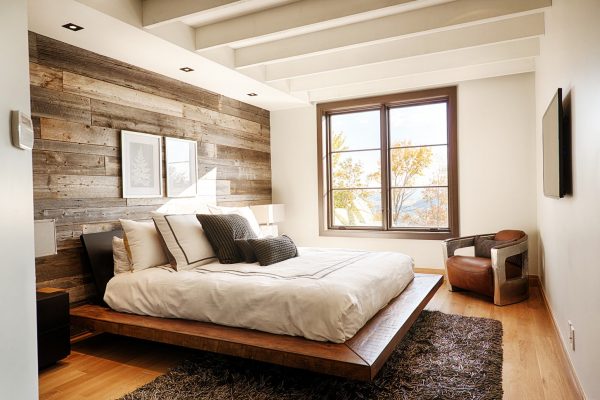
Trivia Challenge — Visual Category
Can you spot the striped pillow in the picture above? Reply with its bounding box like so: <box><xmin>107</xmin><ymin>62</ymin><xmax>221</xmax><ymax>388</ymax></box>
<box><xmin>153</xmin><ymin>214</ymin><xmax>217</xmax><ymax>271</ymax></box>
<box><xmin>247</xmin><ymin>235</ymin><xmax>298</xmax><ymax>266</ymax></box>
<box><xmin>197</xmin><ymin>214</ymin><xmax>257</xmax><ymax>264</ymax></box>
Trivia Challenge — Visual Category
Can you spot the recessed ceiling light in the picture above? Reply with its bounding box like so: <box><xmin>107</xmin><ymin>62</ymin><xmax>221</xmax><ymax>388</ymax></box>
<box><xmin>62</xmin><ymin>23</ymin><xmax>84</xmax><ymax>32</ymax></box>
<box><xmin>180</xmin><ymin>67</ymin><xmax>194</xmax><ymax>72</ymax></box>
<box><xmin>247</xmin><ymin>93</ymin><xmax>258</xmax><ymax>97</ymax></box>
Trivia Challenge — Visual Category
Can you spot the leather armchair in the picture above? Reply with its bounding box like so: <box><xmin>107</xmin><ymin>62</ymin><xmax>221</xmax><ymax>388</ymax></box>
<box><xmin>442</xmin><ymin>230</ymin><xmax>529</xmax><ymax>306</ymax></box>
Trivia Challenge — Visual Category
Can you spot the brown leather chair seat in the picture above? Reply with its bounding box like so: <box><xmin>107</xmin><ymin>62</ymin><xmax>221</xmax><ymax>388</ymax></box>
<box><xmin>446</xmin><ymin>256</ymin><xmax>523</xmax><ymax>298</ymax></box>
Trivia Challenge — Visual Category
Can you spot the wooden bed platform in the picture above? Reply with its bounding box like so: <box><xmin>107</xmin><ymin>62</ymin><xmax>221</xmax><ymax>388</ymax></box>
<box><xmin>70</xmin><ymin>273</ymin><xmax>442</xmax><ymax>381</ymax></box>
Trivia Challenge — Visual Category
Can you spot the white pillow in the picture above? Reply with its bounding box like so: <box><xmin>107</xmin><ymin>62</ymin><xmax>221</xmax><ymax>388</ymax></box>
<box><xmin>120</xmin><ymin>219</ymin><xmax>169</xmax><ymax>272</ymax></box>
<box><xmin>152</xmin><ymin>214</ymin><xmax>217</xmax><ymax>271</ymax></box>
<box><xmin>207</xmin><ymin>205</ymin><xmax>261</xmax><ymax>237</ymax></box>
<box><xmin>112</xmin><ymin>236</ymin><xmax>131</xmax><ymax>274</ymax></box>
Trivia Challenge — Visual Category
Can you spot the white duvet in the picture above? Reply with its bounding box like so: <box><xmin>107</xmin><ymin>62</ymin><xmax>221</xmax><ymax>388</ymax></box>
<box><xmin>104</xmin><ymin>248</ymin><xmax>414</xmax><ymax>343</ymax></box>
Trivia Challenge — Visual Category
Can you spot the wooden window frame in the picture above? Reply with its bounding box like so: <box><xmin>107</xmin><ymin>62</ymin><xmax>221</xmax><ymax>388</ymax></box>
<box><xmin>317</xmin><ymin>87</ymin><xmax>458</xmax><ymax>240</ymax></box>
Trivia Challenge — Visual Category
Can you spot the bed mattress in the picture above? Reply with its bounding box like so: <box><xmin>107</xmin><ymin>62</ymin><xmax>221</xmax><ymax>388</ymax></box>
<box><xmin>104</xmin><ymin>248</ymin><xmax>414</xmax><ymax>343</ymax></box>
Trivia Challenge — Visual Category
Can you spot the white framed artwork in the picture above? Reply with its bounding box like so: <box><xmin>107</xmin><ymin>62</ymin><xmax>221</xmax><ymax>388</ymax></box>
<box><xmin>165</xmin><ymin>137</ymin><xmax>198</xmax><ymax>198</ymax></box>
<box><xmin>121</xmin><ymin>130</ymin><xmax>163</xmax><ymax>198</ymax></box>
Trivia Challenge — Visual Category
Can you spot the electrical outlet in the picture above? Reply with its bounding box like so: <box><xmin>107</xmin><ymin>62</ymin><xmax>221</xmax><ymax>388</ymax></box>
<box><xmin>568</xmin><ymin>321</ymin><xmax>575</xmax><ymax>351</ymax></box>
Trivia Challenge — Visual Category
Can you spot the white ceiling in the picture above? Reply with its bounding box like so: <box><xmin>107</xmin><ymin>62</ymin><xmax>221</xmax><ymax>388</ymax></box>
<box><xmin>28</xmin><ymin>0</ymin><xmax>550</xmax><ymax>111</ymax></box>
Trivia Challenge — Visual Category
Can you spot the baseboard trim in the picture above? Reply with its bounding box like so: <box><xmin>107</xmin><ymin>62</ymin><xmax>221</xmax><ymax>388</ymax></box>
<box><xmin>415</xmin><ymin>270</ymin><xmax>539</xmax><ymax>287</ymax></box>
<box><xmin>528</xmin><ymin>274</ymin><xmax>539</xmax><ymax>287</ymax></box>
<box><xmin>535</xmin><ymin>276</ymin><xmax>587</xmax><ymax>400</ymax></box>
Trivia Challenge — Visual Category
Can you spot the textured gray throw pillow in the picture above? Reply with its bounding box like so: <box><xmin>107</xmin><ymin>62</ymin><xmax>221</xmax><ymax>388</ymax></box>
<box><xmin>474</xmin><ymin>236</ymin><xmax>522</xmax><ymax>266</ymax></box>
<box><xmin>234</xmin><ymin>239</ymin><xmax>257</xmax><ymax>263</ymax></box>
<box><xmin>247</xmin><ymin>235</ymin><xmax>298</xmax><ymax>266</ymax></box>
<box><xmin>197</xmin><ymin>214</ymin><xmax>257</xmax><ymax>264</ymax></box>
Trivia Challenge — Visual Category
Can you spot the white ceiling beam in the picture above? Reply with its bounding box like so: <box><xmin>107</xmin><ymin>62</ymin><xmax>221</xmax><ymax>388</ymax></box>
<box><xmin>193</xmin><ymin>0</ymin><xmax>434</xmax><ymax>50</ymax></box>
<box><xmin>142</xmin><ymin>0</ymin><xmax>241</xmax><ymax>28</ymax></box>
<box><xmin>145</xmin><ymin>21</ymin><xmax>197</xmax><ymax>51</ymax></box>
<box><xmin>289</xmin><ymin>38</ymin><xmax>540</xmax><ymax>92</ymax></box>
<box><xmin>235</xmin><ymin>0</ymin><xmax>551</xmax><ymax>67</ymax></box>
<box><xmin>259</xmin><ymin>13</ymin><xmax>544</xmax><ymax>82</ymax></box>
<box><xmin>306</xmin><ymin>58</ymin><xmax>536</xmax><ymax>103</ymax></box>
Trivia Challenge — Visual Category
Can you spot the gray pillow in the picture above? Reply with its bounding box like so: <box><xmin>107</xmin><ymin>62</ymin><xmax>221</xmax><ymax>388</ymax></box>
<box><xmin>247</xmin><ymin>235</ymin><xmax>298</xmax><ymax>266</ymax></box>
<box><xmin>196</xmin><ymin>214</ymin><xmax>257</xmax><ymax>264</ymax></box>
<box><xmin>234</xmin><ymin>239</ymin><xmax>257</xmax><ymax>263</ymax></box>
<box><xmin>474</xmin><ymin>236</ymin><xmax>522</xmax><ymax>266</ymax></box>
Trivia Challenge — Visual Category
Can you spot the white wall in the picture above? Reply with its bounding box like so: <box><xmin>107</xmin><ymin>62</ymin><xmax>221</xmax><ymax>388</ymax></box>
<box><xmin>536</xmin><ymin>0</ymin><xmax>600</xmax><ymax>397</ymax></box>
<box><xmin>271</xmin><ymin>73</ymin><xmax>537</xmax><ymax>270</ymax></box>
<box><xmin>0</xmin><ymin>0</ymin><xmax>39</xmax><ymax>398</ymax></box>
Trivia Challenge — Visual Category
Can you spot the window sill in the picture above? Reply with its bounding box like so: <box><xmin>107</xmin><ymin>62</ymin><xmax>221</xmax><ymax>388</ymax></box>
<box><xmin>319</xmin><ymin>228</ymin><xmax>454</xmax><ymax>240</ymax></box>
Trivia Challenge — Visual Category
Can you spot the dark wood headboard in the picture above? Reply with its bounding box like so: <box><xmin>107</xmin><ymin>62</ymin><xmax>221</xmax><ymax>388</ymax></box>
<box><xmin>80</xmin><ymin>230</ymin><xmax>122</xmax><ymax>305</ymax></box>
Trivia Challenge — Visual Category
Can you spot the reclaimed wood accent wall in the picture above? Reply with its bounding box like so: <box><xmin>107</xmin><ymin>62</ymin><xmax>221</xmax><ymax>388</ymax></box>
<box><xmin>29</xmin><ymin>33</ymin><xmax>271</xmax><ymax>303</ymax></box>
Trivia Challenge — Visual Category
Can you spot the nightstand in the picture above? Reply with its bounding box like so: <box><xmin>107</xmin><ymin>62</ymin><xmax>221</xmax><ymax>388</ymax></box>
<box><xmin>36</xmin><ymin>288</ymin><xmax>70</xmax><ymax>369</ymax></box>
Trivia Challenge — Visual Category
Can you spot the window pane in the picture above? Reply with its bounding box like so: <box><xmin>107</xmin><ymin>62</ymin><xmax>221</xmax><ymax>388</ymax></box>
<box><xmin>389</xmin><ymin>102</ymin><xmax>447</xmax><ymax>147</ymax></box>
<box><xmin>390</xmin><ymin>187</ymin><xmax>449</xmax><ymax>228</ymax></box>
<box><xmin>331</xmin><ymin>110</ymin><xmax>380</xmax><ymax>151</ymax></box>
<box><xmin>389</xmin><ymin>145</ymin><xmax>447</xmax><ymax>187</ymax></box>
<box><xmin>332</xmin><ymin>189</ymin><xmax>382</xmax><ymax>227</ymax></box>
<box><xmin>332</xmin><ymin>150</ymin><xmax>381</xmax><ymax>188</ymax></box>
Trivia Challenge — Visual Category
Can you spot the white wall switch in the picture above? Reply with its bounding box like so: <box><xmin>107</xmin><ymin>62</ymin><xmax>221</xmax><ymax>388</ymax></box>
<box><xmin>11</xmin><ymin>110</ymin><xmax>34</xmax><ymax>150</ymax></box>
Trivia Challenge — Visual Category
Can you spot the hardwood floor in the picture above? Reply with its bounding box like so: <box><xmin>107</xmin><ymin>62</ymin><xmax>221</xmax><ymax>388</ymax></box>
<box><xmin>39</xmin><ymin>284</ymin><xmax>582</xmax><ymax>400</ymax></box>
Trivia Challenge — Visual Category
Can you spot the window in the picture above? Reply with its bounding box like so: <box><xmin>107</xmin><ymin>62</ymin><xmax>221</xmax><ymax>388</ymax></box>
<box><xmin>317</xmin><ymin>87</ymin><xmax>458</xmax><ymax>240</ymax></box>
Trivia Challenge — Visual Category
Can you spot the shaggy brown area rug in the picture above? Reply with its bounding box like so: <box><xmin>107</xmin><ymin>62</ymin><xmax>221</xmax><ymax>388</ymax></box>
<box><xmin>120</xmin><ymin>311</ymin><xmax>503</xmax><ymax>400</ymax></box>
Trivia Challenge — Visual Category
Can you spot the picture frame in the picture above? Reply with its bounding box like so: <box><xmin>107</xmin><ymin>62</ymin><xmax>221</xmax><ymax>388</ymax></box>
<box><xmin>165</xmin><ymin>137</ymin><xmax>198</xmax><ymax>198</ymax></box>
<box><xmin>121</xmin><ymin>130</ymin><xmax>163</xmax><ymax>198</ymax></box>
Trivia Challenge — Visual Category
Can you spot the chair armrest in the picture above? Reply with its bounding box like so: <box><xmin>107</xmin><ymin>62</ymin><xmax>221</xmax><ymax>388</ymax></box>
<box><xmin>491</xmin><ymin>235</ymin><xmax>529</xmax><ymax>280</ymax></box>
<box><xmin>491</xmin><ymin>236</ymin><xmax>528</xmax><ymax>261</ymax></box>
<box><xmin>442</xmin><ymin>233</ymin><xmax>494</xmax><ymax>259</ymax></box>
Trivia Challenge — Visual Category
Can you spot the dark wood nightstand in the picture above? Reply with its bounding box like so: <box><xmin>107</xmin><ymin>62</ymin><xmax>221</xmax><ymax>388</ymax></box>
<box><xmin>36</xmin><ymin>288</ymin><xmax>70</xmax><ymax>369</ymax></box>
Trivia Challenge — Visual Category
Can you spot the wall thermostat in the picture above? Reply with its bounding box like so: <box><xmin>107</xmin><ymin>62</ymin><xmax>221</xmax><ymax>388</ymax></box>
<box><xmin>11</xmin><ymin>110</ymin><xmax>34</xmax><ymax>150</ymax></box>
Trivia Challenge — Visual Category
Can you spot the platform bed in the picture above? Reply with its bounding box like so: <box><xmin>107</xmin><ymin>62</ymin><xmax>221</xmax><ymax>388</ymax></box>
<box><xmin>73</xmin><ymin>230</ymin><xmax>442</xmax><ymax>381</ymax></box>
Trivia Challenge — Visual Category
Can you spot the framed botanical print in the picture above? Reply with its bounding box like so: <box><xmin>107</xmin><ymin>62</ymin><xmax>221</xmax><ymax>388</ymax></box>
<box><xmin>121</xmin><ymin>130</ymin><xmax>163</xmax><ymax>198</ymax></box>
<box><xmin>165</xmin><ymin>137</ymin><xmax>198</xmax><ymax>198</ymax></box>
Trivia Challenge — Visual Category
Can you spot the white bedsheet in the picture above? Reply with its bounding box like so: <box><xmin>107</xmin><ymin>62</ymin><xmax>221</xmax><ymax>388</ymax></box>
<box><xmin>104</xmin><ymin>248</ymin><xmax>414</xmax><ymax>343</ymax></box>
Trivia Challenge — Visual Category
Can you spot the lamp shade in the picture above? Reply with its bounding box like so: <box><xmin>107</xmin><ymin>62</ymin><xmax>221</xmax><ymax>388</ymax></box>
<box><xmin>250</xmin><ymin>204</ymin><xmax>285</xmax><ymax>224</ymax></box>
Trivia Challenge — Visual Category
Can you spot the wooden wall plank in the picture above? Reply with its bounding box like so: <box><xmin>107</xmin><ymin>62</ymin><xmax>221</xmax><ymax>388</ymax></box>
<box><xmin>35</xmin><ymin>248</ymin><xmax>86</xmax><ymax>282</ymax></box>
<box><xmin>200</xmin><ymin>124</ymin><xmax>270</xmax><ymax>153</ymax></box>
<box><xmin>183</xmin><ymin>104</ymin><xmax>261</xmax><ymax>134</ymax></box>
<box><xmin>91</xmin><ymin>99</ymin><xmax>199</xmax><ymax>138</ymax></box>
<box><xmin>40</xmin><ymin>118</ymin><xmax>119</xmax><ymax>147</ymax></box>
<box><xmin>56</xmin><ymin>224</ymin><xmax>83</xmax><ymax>250</ymax></box>
<box><xmin>35</xmin><ymin>198</ymin><xmax>127</xmax><ymax>214</ymax></box>
<box><xmin>29</xmin><ymin>62</ymin><xmax>63</xmax><ymax>90</ymax></box>
<box><xmin>199</xmin><ymin>163</ymin><xmax>271</xmax><ymax>181</ymax></box>
<box><xmin>230</xmin><ymin>180</ymin><xmax>272</xmax><ymax>195</ymax></box>
<box><xmin>29</xmin><ymin>31</ymin><xmax>38</xmax><ymax>63</ymax></box>
<box><xmin>82</xmin><ymin>222</ymin><xmax>122</xmax><ymax>234</ymax></box>
<box><xmin>34</xmin><ymin>139</ymin><xmax>119</xmax><ymax>157</ymax></box>
<box><xmin>34</xmin><ymin>174</ymin><xmax>121</xmax><ymax>199</ymax></box>
<box><xmin>33</xmin><ymin>150</ymin><xmax>106</xmax><ymax>176</ymax></box>
<box><xmin>30</xmin><ymin>85</ymin><xmax>91</xmax><ymax>124</ymax></box>
<box><xmin>215</xmin><ymin>144</ymin><xmax>270</xmax><ymax>166</ymax></box>
<box><xmin>63</xmin><ymin>72</ymin><xmax>184</xmax><ymax>118</ymax></box>
<box><xmin>40</xmin><ymin>205</ymin><xmax>160</xmax><ymax>225</ymax></box>
<box><xmin>30</xmin><ymin>32</ymin><xmax>272</xmax><ymax>304</ymax></box>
